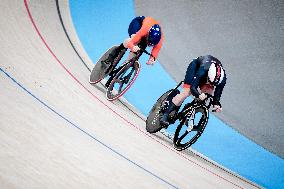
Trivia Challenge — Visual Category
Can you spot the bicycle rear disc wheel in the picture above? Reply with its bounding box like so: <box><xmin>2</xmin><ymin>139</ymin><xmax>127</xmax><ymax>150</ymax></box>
<box><xmin>173</xmin><ymin>106</ymin><xmax>208</xmax><ymax>151</ymax></box>
<box><xmin>106</xmin><ymin>61</ymin><xmax>140</xmax><ymax>101</ymax></box>
<box><xmin>146</xmin><ymin>90</ymin><xmax>173</xmax><ymax>133</ymax></box>
<box><xmin>89</xmin><ymin>46</ymin><xmax>124</xmax><ymax>84</ymax></box>
<box><xmin>89</xmin><ymin>60</ymin><xmax>111</xmax><ymax>84</ymax></box>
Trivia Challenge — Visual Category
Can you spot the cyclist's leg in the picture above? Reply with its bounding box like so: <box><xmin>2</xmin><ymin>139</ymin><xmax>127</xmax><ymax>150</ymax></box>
<box><xmin>159</xmin><ymin>85</ymin><xmax>191</xmax><ymax>125</ymax></box>
<box><xmin>159</xmin><ymin>100</ymin><xmax>178</xmax><ymax>126</ymax></box>
<box><xmin>160</xmin><ymin>61</ymin><xmax>198</xmax><ymax>126</ymax></box>
<box><xmin>160</xmin><ymin>96</ymin><xmax>181</xmax><ymax>126</ymax></box>
<box><xmin>172</xmin><ymin>59</ymin><xmax>198</xmax><ymax>106</ymax></box>
<box><xmin>172</xmin><ymin>86</ymin><xmax>191</xmax><ymax>106</ymax></box>
<box><xmin>159</xmin><ymin>87</ymin><xmax>186</xmax><ymax>127</ymax></box>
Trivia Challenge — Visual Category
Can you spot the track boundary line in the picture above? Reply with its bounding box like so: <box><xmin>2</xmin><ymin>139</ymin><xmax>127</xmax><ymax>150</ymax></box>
<box><xmin>23</xmin><ymin>1</ymin><xmax>258</xmax><ymax>188</ymax></box>
<box><xmin>0</xmin><ymin>67</ymin><xmax>178</xmax><ymax>189</ymax></box>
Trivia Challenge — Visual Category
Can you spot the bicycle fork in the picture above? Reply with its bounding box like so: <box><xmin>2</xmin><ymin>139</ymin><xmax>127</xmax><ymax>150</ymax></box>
<box><xmin>186</xmin><ymin>109</ymin><xmax>195</xmax><ymax>132</ymax></box>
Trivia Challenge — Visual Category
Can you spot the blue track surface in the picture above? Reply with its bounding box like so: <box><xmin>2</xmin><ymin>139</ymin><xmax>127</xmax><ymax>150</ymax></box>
<box><xmin>69</xmin><ymin>1</ymin><xmax>284</xmax><ymax>188</ymax></box>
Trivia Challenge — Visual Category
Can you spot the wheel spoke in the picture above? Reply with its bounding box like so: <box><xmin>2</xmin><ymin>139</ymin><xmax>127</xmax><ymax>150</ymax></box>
<box><xmin>173</xmin><ymin>105</ymin><xmax>208</xmax><ymax>150</ymax></box>
<box><xmin>177</xmin><ymin>130</ymin><xmax>189</xmax><ymax>143</ymax></box>
<box><xmin>118</xmin><ymin>81</ymin><xmax>124</xmax><ymax>93</ymax></box>
<box><xmin>106</xmin><ymin>62</ymin><xmax>139</xmax><ymax>101</ymax></box>
<box><xmin>113</xmin><ymin>78</ymin><xmax>123</xmax><ymax>84</ymax></box>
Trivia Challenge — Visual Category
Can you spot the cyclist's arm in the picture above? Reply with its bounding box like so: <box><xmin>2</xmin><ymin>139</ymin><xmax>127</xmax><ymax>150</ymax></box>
<box><xmin>127</xmin><ymin>26</ymin><xmax>148</xmax><ymax>50</ymax></box>
<box><xmin>151</xmin><ymin>33</ymin><xmax>164</xmax><ymax>59</ymax></box>
<box><xmin>190</xmin><ymin>68</ymin><xmax>207</xmax><ymax>98</ymax></box>
<box><xmin>213</xmin><ymin>73</ymin><xmax>227</xmax><ymax>105</ymax></box>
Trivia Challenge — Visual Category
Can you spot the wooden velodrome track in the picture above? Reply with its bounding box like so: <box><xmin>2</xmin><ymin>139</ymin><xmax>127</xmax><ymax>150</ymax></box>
<box><xmin>0</xmin><ymin>1</ymin><xmax>262</xmax><ymax>189</ymax></box>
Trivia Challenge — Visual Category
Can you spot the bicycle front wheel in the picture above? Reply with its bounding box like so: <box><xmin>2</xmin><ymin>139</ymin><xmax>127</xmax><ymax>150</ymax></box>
<box><xmin>173</xmin><ymin>105</ymin><xmax>209</xmax><ymax>151</ymax></box>
<box><xmin>106</xmin><ymin>61</ymin><xmax>140</xmax><ymax>101</ymax></box>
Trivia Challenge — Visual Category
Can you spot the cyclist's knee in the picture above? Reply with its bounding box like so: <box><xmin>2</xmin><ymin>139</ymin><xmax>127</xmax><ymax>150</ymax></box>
<box><xmin>123</xmin><ymin>34</ymin><xmax>136</xmax><ymax>48</ymax></box>
<box><xmin>181</xmin><ymin>88</ymin><xmax>191</xmax><ymax>97</ymax></box>
<box><xmin>172</xmin><ymin>90</ymin><xmax>189</xmax><ymax>106</ymax></box>
<box><xmin>179</xmin><ymin>92</ymin><xmax>190</xmax><ymax>101</ymax></box>
<box><xmin>123</xmin><ymin>38</ymin><xmax>131</xmax><ymax>48</ymax></box>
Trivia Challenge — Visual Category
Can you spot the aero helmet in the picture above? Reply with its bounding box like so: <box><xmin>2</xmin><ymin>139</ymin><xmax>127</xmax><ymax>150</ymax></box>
<box><xmin>208</xmin><ymin>62</ymin><xmax>225</xmax><ymax>85</ymax></box>
<box><xmin>148</xmin><ymin>24</ymin><xmax>161</xmax><ymax>46</ymax></box>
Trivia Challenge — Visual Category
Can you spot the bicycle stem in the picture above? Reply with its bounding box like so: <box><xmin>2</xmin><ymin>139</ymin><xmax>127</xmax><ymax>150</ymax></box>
<box><xmin>141</xmin><ymin>49</ymin><xmax>156</xmax><ymax>61</ymax></box>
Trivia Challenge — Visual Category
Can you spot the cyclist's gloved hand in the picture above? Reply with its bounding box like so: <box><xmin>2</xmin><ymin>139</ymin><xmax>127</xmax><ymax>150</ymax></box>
<box><xmin>131</xmin><ymin>45</ymin><xmax>140</xmax><ymax>53</ymax></box>
<box><xmin>212</xmin><ymin>100</ymin><xmax>222</xmax><ymax>112</ymax></box>
<box><xmin>146</xmin><ymin>57</ymin><xmax>156</xmax><ymax>65</ymax></box>
<box><xmin>198</xmin><ymin>93</ymin><xmax>207</xmax><ymax>101</ymax></box>
<box><xmin>212</xmin><ymin>105</ymin><xmax>222</xmax><ymax>112</ymax></box>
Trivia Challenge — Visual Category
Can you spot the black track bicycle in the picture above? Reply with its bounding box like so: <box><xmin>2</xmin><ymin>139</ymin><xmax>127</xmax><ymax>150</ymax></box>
<box><xmin>89</xmin><ymin>42</ymin><xmax>153</xmax><ymax>101</ymax></box>
<box><xmin>146</xmin><ymin>81</ymin><xmax>215</xmax><ymax>151</ymax></box>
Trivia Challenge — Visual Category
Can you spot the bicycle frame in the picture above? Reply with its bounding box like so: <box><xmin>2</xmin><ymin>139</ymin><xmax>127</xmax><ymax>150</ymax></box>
<box><xmin>180</xmin><ymin>94</ymin><xmax>213</xmax><ymax>123</ymax></box>
<box><xmin>160</xmin><ymin>81</ymin><xmax>184</xmax><ymax>105</ymax></box>
<box><xmin>109</xmin><ymin>46</ymin><xmax>146</xmax><ymax>75</ymax></box>
<box><xmin>105</xmin><ymin>43</ymin><xmax>154</xmax><ymax>101</ymax></box>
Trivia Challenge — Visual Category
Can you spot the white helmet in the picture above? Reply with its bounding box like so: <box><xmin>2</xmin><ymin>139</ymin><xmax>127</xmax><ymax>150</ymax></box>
<box><xmin>208</xmin><ymin>63</ymin><xmax>225</xmax><ymax>85</ymax></box>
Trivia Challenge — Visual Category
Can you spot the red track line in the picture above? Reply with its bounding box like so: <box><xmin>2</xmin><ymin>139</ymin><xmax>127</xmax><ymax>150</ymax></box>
<box><xmin>23</xmin><ymin>1</ymin><xmax>250</xmax><ymax>188</ymax></box>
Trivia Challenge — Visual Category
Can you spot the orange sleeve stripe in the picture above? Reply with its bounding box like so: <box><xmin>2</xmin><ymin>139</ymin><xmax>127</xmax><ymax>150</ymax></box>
<box><xmin>183</xmin><ymin>84</ymin><xmax>191</xmax><ymax>89</ymax></box>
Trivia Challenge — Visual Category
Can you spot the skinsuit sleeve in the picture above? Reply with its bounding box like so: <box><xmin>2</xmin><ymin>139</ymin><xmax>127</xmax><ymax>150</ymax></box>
<box><xmin>213</xmin><ymin>73</ymin><xmax>227</xmax><ymax>106</ymax></box>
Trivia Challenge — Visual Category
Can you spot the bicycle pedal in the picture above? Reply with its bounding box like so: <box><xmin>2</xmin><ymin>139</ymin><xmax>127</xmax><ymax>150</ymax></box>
<box><xmin>161</xmin><ymin>101</ymin><xmax>169</xmax><ymax>111</ymax></box>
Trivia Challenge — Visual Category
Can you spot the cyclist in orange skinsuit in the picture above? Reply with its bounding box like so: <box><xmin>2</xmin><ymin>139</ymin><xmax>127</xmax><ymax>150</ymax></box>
<box><xmin>103</xmin><ymin>16</ymin><xmax>164</xmax><ymax>65</ymax></box>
